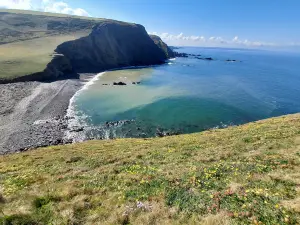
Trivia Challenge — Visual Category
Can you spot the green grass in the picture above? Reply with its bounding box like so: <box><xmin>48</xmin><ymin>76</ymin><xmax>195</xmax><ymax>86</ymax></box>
<box><xmin>1</xmin><ymin>114</ymin><xmax>300</xmax><ymax>224</ymax></box>
<box><xmin>0</xmin><ymin>34</ymin><xmax>86</xmax><ymax>79</ymax></box>
<box><xmin>0</xmin><ymin>9</ymin><xmax>136</xmax><ymax>81</ymax></box>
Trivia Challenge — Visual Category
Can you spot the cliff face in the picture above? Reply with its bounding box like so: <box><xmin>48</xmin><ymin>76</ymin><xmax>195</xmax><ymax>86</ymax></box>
<box><xmin>55</xmin><ymin>21</ymin><xmax>171</xmax><ymax>72</ymax></box>
<box><xmin>150</xmin><ymin>35</ymin><xmax>175</xmax><ymax>58</ymax></box>
<box><xmin>0</xmin><ymin>10</ymin><xmax>174</xmax><ymax>83</ymax></box>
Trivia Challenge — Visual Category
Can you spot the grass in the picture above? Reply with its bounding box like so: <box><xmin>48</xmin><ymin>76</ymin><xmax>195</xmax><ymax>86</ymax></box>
<box><xmin>0</xmin><ymin>9</ymin><xmax>93</xmax><ymax>80</ymax></box>
<box><xmin>0</xmin><ymin>33</ymin><xmax>86</xmax><ymax>79</ymax></box>
<box><xmin>0</xmin><ymin>9</ymin><xmax>135</xmax><ymax>80</ymax></box>
<box><xmin>1</xmin><ymin>114</ymin><xmax>300</xmax><ymax>224</ymax></box>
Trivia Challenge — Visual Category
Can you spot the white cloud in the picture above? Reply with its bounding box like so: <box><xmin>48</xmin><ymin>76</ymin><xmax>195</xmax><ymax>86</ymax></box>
<box><xmin>176</xmin><ymin>33</ymin><xmax>184</xmax><ymax>39</ymax></box>
<box><xmin>149</xmin><ymin>32</ymin><xmax>280</xmax><ymax>48</ymax></box>
<box><xmin>0</xmin><ymin>0</ymin><xmax>90</xmax><ymax>17</ymax></box>
<box><xmin>0</xmin><ymin>0</ymin><xmax>32</xmax><ymax>10</ymax></box>
<box><xmin>43</xmin><ymin>1</ymin><xmax>90</xmax><ymax>17</ymax></box>
<box><xmin>232</xmin><ymin>36</ymin><xmax>239</xmax><ymax>42</ymax></box>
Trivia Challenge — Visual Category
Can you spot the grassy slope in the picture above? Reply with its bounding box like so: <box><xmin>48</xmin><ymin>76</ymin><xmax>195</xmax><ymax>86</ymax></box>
<box><xmin>0</xmin><ymin>34</ymin><xmax>84</xmax><ymax>79</ymax></box>
<box><xmin>1</xmin><ymin>114</ymin><xmax>300</xmax><ymax>224</ymax></box>
<box><xmin>0</xmin><ymin>10</ymin><xmax>90</xmax><ymax>79</ymax></box>
<box><xmin>0</xmin><ymin>9</ymin><xmax>125</xmax><ymax>80</ymax></box>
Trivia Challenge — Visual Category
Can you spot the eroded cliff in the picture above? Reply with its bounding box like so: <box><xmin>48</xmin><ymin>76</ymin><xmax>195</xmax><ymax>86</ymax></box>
<box><xmin>56</xmin><ymin>21</ymin><xmax>171</xmax><ymax>72</ymax></box>
<box><xmin>0</xmin><ymin>10</ymin><xmax>173</xmax><ymax>83</ymax></box>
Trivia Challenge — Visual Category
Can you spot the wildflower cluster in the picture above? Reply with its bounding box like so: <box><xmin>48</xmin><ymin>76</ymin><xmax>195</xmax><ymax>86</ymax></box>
<box><xmin>123</xmin><ymin>164</ymin><xmax>158</xmax><ymax>175</ymax></box>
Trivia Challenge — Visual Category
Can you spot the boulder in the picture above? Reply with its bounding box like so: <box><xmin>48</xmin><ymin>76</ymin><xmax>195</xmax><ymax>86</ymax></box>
<box><xmin>113</xmin><ymin>82</ymin><xmax>127</xmax><ymax>85</ymax></box>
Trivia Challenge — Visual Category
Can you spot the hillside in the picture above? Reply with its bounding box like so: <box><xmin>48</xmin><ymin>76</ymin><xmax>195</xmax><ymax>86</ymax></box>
<box><xmin>1</xmin><ymin>114</ymin><xmax>300</xmax><ymax>224</ymax></box>
<box><xmin>0</xmin><ymin>10</ymin><xmax>172</xmax><ymax>83</ymax></box>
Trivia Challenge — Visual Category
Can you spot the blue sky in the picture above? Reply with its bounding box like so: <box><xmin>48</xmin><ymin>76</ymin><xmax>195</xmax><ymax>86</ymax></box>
<box><xmin>1</xmin><ymin>0</ymin><xmax>300</xmax><ymax>49</ymax></box>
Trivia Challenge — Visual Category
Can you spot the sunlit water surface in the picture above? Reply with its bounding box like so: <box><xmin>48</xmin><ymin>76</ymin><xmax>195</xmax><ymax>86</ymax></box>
<box><xmin>70</xmin><ymin>47</ymin><xmax>300</xmax><ymax>139</ymax></box>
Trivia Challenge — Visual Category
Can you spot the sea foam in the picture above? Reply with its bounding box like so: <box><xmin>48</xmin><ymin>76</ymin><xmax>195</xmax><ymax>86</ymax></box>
<box><xmin>65</xmin><ymin>72</ymin><xmax>105</xmax><ymax>142</ymax></box>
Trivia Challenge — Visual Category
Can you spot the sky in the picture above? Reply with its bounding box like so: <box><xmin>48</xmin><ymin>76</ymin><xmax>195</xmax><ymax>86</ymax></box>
<box><xmin>1</xmin><ymin>0</ymin><xmax>300</xmax><ymax>50</ymax></box>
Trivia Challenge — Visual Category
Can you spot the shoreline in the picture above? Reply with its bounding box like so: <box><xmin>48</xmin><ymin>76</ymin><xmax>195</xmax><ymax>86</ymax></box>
<box><xmin>64</xmin><ymin>72</ymin><xmax>106</xmax><ymax>143</ymax></box>
<box><xmin>0</xmin><ymin>79</ymin><xmax>83</xmax><ymax>154</ymax></box>
<box><xmin>0</xmin><ymin>61</ymin><xmax>175</xmax><ymax>155</ymax></box>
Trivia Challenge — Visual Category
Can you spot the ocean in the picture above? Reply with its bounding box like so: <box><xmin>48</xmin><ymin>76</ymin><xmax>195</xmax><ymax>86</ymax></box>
<box><xmin>68</xmin><ymin>47</ymin><xmax>300</xmax><ymax>140</ymax></box>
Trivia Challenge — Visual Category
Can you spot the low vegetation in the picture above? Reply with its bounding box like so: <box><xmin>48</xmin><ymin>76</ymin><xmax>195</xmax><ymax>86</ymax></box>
<box><xmin>0</xmin><ymin>34</ymin><xmax>84</xmax><ymax>80</ymax></box>
<box><xmin>1</xmin><ymin>114</ymin><xmax>300</xmax><ymax>224</ymax></box>
<box><xmin>0</xmin><ymin>9</ymin><xmax>101</xmax><ymax>80</ymax></box>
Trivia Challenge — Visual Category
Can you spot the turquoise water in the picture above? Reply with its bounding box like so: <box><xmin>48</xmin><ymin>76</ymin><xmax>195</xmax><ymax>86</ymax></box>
<box><xmin>71</xmin><ymin>47</ymin><xmax>300</xmax><ymax>139</ymax></box>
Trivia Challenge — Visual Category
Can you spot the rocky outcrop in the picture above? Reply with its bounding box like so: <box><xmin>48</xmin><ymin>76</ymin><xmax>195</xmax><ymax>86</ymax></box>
<box><xmin>43</xmin><ymin>54</ymin><xmax>73</xmax><ymax>79</ymax></box>
<box><xmin>150</xmin><ymin>35</ymin><xmax>175</xmax><ymax>58</ymax></box>
<box><xmin>113</xmin><ymin>81</ymin><xmax>127</xmax><ymax>86</ymax></box>
<box><xmin>174</xmin><ymin>52</ymin><xmax>188</xmax><ymax>58</ymax></box>
<box><xmin>55</xmin><ymin>22</ymin><xmax>173</xmax><ymax>73</ymax></box>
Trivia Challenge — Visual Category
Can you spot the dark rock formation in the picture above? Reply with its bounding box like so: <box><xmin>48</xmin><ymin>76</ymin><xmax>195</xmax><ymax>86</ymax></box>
<box><xmin>150</xmin><ymin>35</ymin><xmax>175</xmax><ymax>58</ymax></box>
<box><xmin>44</xmin><ymin>54</ymin><xmax>73</xmax><ymax>79</ymax></box>
<box><xmin>197</xmin><ymin>57</ymin><xmax>214</xmax><ymax>61</ymax></box>
<box><xmin>56</xmin><ymin>22</ymin><xmax>172</xmax><ymax>73</ymax></box>
<box><xmin>187</xmin><ymin>54</ymin><xmax>201</xmax><ymax>57</ymax></box>
<box><xmin>226</xmin><ymin>59</ymin><xmax>241</xmax><ymax>62</ymax></box>
<box><xmin>156</xmin><ymin>128</ymin><xmax>180</xmax><ymax>137</ymax></box>
<box><xmin>105</xmin><ymin>120</ymin><xmax>134</xmax><ymax>128</ymax></box>
<box><xmin>174</xmin><ymin>52</ymin><xmax>189</xmax><ymax>58</ymax></box>
<box><xmin>113</xmin><ymin>82</ymin><xmax>127</xmax><ymax>85</ymax></box>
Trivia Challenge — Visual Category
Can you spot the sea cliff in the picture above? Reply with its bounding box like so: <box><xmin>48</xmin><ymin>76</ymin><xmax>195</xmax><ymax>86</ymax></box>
<box><xmin>0</xmin><ymin>10</ymin><xmax>173</xmax><ymax>83</ymax></box>
<box><xmin>56</xmin><ymin>22</ymin><xmax>171</xmax><ymax>73</ymax></box>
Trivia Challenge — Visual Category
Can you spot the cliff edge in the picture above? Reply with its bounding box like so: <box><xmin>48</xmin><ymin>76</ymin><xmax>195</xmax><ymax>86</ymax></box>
<box><xmin>56</xmin><ymin>22</ymin><xmax>171</xmax><ymax>72</ymax></box>
<box><xmin>0</xmin><ymin>10</ymin><xmax>173</xmax><ymax>83</ymax></box>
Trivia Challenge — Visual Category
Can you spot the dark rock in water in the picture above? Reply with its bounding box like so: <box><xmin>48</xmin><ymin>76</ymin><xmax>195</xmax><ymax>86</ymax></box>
<box><xmin>197</xmin><ymin>57</ymin><xmax>214</xmax><ymax>61</ymax></box>
<box><xmin>113</xmin><ymin>82</ymin><xmax>127</xmax><ymax>86</ymax></box>
<box><xmin>188</xmin><ymin>54</ymin><xmax>201</xmax><ymax>57</ymax></box>
<box><xmin>105</xmin><ymin>119</ymin><xmax>134</xmax><ymax>128</ymax></box>
<box><xmin>174</xmin><ymin>52</ymin><xmax>188</xmax><ymax>58</ymax></box>
<box><xmin>226</xmin><ymin>59</ymin><xmax>239</xmax><ymax>62</ymax></box>
<box><xmin>102</xmin><ymin>83</ymin><xmax>109</xmax><ymax>85</ymax></box>
<box><xmin>132</xmin><ymin>81</ymin><xmax>141</xmax><ymax>85</ymax></box>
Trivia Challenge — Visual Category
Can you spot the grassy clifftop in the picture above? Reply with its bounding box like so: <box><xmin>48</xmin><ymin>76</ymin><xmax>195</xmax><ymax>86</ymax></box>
<box><xmin>0</xmin><ymin>10</ymin><xmax>169</xmax><ymax>83</ymax></box>
<box><xmin>1</xmin><ymin>114</ymin><xmax>300</xmax><ymax>224</ymax></box>
<box><xmin>0</xmin><ymin>9</ymin><xmax>99</xmax><ymax>80</ymax></box>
